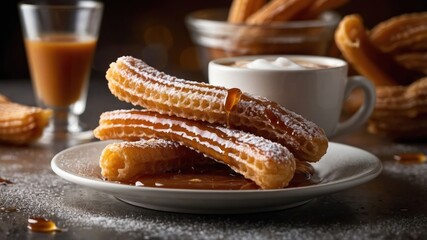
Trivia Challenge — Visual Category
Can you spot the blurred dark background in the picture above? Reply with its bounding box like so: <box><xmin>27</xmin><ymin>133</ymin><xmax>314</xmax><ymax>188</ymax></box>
<box><xmin>1</xmin><ymin>0</ymin><xmax>426</xmax><ymax>83</ymax></box>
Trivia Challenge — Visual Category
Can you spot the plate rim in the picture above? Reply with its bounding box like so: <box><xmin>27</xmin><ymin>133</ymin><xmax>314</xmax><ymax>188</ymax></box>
<box><xmin>51</xmin><ymin>140</ymin><xmax>382</xmax><ymax>195</ymax></box>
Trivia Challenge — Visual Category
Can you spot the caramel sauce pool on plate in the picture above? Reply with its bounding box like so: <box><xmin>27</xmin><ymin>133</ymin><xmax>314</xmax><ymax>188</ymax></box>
<box><xmin>120</xmin><ymin>162</ymin><xmax>315</xmax><ymax>190</ymax></box>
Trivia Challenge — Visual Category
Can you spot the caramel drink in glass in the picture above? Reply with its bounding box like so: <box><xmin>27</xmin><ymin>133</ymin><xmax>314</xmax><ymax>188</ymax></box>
<box><xmin>19</xmin><ymin>0</ymin><xmax>103</xmax><ymax>140</ymax></box>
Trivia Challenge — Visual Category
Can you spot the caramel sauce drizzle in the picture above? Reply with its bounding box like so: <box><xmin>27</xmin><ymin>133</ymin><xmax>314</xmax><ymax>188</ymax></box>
<box><xmin>126</xmin><ymin>162</ymin><xmax>316</xmax><ymax>190</ymax></box>
<box><xmin>224</xmin><ymin>88</ymin><xmax>242</xmax><ymax>126</ymax></box>
<box><xmin>0</xmin><ymin>177</ymin><xmax>12</xmax><ymax>185</ymax></box>
<box><xmin>394</xmin><ymin>152</ymin><xmax>427</xmax><ymax>164</ymax></box>
<box><xmin>27</xmin><ymin>217</ymin><xmax>62</xmax><ymax>233</ymax></box>
<box><xmin>132</xmin><ymin>163</ymin><xmax>259</xmax><ymax>190</ymax></box>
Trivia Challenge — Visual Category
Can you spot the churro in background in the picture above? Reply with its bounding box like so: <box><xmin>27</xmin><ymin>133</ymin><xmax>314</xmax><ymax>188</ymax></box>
<box><xmin>370</xmin><ymin>12</ymin><xmax>427</xmax><ymax>76</ymax></box>
<box><xmin>295</xmin><ymin>0</ymin><xmax>349</xmax><ymax>20</ymax></box>
<box><xmin>334</xmin><ymin>12</ymin><xmax>427</xmax><ymax>139</ymax></box>
<box><xmin>186</xmin><ymin>0</ymin><xmax>347</xmax><ymax>74</ymax></box>
<box><xmin>245</xmin><ymin>0</ymin><xmax>313</xmax><ymax>24</ymax></box>
<box><xmin>228</xmin><ymin>0</ymin><xmax>266</xmax><ymax>23</ymax></box>
<box><xmin>0</xmin><ymin>95</ymin><xmax>51</xmax><ymax>145</ymax></box>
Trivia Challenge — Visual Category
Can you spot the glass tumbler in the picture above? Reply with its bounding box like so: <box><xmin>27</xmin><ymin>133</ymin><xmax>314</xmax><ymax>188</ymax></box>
<box><xmin>19</xmin><ymin>0</ymin><xmax>103</xmax><ymax>139</ymax></box>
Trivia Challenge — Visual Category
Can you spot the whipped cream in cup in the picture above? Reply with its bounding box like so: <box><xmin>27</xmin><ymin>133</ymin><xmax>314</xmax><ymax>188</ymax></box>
<box><xmin>236</xmin><ymin>57</ymin><xmax>307</xmax><ymax>70</ymax></box>
<box><xmin>208</xmin><ymin>55</ymin><xmax>376</xmax><ymax>138</ymax></box>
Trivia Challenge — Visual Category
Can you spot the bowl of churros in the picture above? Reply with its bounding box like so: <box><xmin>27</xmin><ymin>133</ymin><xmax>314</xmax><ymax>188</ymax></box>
<box><xmin>186</xmin><ymin>0</ymin><xmax>347</xmax><ymax>75</ymax></box>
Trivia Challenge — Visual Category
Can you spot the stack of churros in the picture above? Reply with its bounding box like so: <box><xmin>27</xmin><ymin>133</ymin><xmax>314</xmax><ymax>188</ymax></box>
<box><xmin>335</xmin><ymin>12</ymin><xmax>427</xmax><ymax>139</ymax></box>
<box><xmin>0</xmin><ymin>95</ymin><xmax>51</xmax><ymax>145</ymax></box>
<box><xmin>93</xmin><ymin>56</ymin><xmax>328</xmax><ymax>189</ymax></box>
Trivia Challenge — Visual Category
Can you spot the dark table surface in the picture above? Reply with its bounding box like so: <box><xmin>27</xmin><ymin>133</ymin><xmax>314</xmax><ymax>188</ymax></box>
<box><xmin>1</xmin><ymin>79</ymin><xmax>426</xmax><ymax>240</ymax></box>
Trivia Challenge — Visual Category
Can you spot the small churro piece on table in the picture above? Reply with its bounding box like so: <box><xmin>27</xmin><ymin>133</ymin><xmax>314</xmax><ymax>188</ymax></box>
<box><xmin>105</xmin><ymin>56</ymin><xmax>327</xmax><ymax>162</ymax></box>
<box><xmin>228</xmin><ymin>0</ymin><xmax>266</xmax><ymax>24</ymax></box>
<box><xmin>0</xmin><ymin>96</ymin><xmax>51</xmax><ymax>145</ymax></box>
<box><xmin>100</xmin><ymin>139</ymin><xmax>211</xmax><ymax>182</ymax></box>
<box><xmin>246</xmin><ymin>0</ymin><xmax>312</xmax><ymax>24</ymax></box>
<box><xmin>94</xmin><ymin>109</ymin><xmax>297</xmax><ymax>189</ymax></box>
<box><xmin>334</xmin><ymin>14</ymin><xmax>420</xmax><ymax>86</ymax></box>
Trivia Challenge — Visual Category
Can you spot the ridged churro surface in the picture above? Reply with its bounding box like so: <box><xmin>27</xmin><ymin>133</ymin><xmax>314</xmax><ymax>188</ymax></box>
<box><xmin>105</xmin><ymin>56</ymin><xmax>327</xmax><ymax>162</ymax></box>
<box><xmin>94</xmin><ymin>109</ymin><xmax>296</xmax><ymax>189</ymax></box>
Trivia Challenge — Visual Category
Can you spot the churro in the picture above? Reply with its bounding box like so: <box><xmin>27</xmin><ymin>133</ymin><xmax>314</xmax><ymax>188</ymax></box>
<box><xmin>94</xmin><ymin>109</ymin><xmax>297</xmax><ymax>189</ymax></box>
<box><xmin>246</xmin><ymin>0</ymin><xmax>312</xmax><ymax>24</ymax></box>
<box><xmin>368</xmin><ymin>116</ymin><xmax>427</xmax><ymax>140</ymax></box>
<box><xmin>100</xmin><ymin>139</ymin><xmax>315</xmax><ymax>186</ymax></box>
<box><xmin>395</xmin><ymin>53</ymin><xmax>427</xmax><ymax>75</ymax></box>
<box><xmin>335</xmin><ymin>14</ymin><xmax>420</xmax><ymax>86</ymax></box>
<box><xmin>0</xmin><ymin>96</ymin><xmax>51</xmax><ymax>145</ymax></box>
<box><xmin>368</xmin><ymin>77</ymin><xmax>427</xmax><ymax>139</ymax></box>
<box><xmin>372</xmin><ymin>77</ymin><xmax>427</xmax><ymax>118</ymax></box>
<box><xmin>100</xmin><ymin>139</ymin><xmax>211</xmax><ymax>182</ymax></box>
<box><xmin>228</xmin><ymin>0</ymin><xmax>266</xmax><ymax>24</ymax></box>
<box><xmin>370</xmin><ymin>12</ymin><xmax>427</xmax><ymax>54</ymax></box>
<box><xmin>370</xmin><ymin>12</ymin><xmax>427</xmax><ymax>75</ymax></box>
<box><xmin>105</xmin><ymin>56</ymin><xmax>327</xmax><ymax>162</ymax></box>
<box><xmin>296</xmin><ymin>0</ymin><xmax>349</xmax><ymax>20</ymax></box>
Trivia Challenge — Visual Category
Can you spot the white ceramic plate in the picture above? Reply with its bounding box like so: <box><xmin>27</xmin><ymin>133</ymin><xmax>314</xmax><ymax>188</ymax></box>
<box><xmin>51</xmin><ymin>141</ymin><xmax>382</xmax><ymax>214</ymax></box>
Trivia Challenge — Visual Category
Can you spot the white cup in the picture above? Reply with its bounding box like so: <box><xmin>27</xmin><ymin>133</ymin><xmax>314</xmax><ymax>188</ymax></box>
<box><xmin>208</xmin><ymin>55</ymin><xmax>376</xmax><ymax>138</ymax></box>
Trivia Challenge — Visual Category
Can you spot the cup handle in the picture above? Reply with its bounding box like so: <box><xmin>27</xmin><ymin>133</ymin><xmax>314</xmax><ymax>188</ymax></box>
<box><xmin>333</xmin><ymin>75</ymin><xmax>376</xmax><ymax>137</ymax></box>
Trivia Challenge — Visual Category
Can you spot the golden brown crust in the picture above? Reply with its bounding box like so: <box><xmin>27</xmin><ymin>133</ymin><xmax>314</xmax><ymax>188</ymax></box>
<box><xmin>246</xmin><ymin>0</ymin><xmax>312</xmax><ymax>24</ymax></box>
<box><xmin>100</xmin><ymin>139</ymin><xmax>210</xmax><ymax>182</ymax></box>
<box><xmin>228</xmin><ymin>0</ymin><xmax>266</xmax><ymax>24</ymax></box>
<box><xmin>94</xmin><ymin>109</ymin><xmax>297</xmax><ymax>189</ymax></box>
<box><xmin>295</xmin><ymin>0</ymin><xmax>349</xmax><ymax>20</ymax></box>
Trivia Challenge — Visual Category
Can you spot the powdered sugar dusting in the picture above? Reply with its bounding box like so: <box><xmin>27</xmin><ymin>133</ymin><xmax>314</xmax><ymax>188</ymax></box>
<box><xmin>114</xmin><ymin>138</ymin><xmax>181</xmax><ymax>149</ymax></box>
<box><xmin>216</xmin><ymin>126</ymin><xmax>294</xmax><ymax>163</ymax></box>
<box><xmin>106</xmin><ymin>56</ymin><xmax>328</xmax><ymax>162</ymax></box>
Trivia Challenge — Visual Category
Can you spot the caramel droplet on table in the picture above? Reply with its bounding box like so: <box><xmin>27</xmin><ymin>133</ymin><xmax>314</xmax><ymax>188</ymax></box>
<box><xmin>394</xmin><ymin>152</ymin><xmax>427</xmax><ymax>164</ymax></box>
<box><xmin>0</xmin><ymin>177</ymin><xmax>12</xmax><ymax>185</ymax></box>
<box><xmin>27</xmin><ymin>217</ymin><xmax>62</xmax><ymax>233</ymax></box>
<box><xmin>0</xmin><ymin>206</ymin><xmax>19</xmax><ymax>213</ymax></box>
